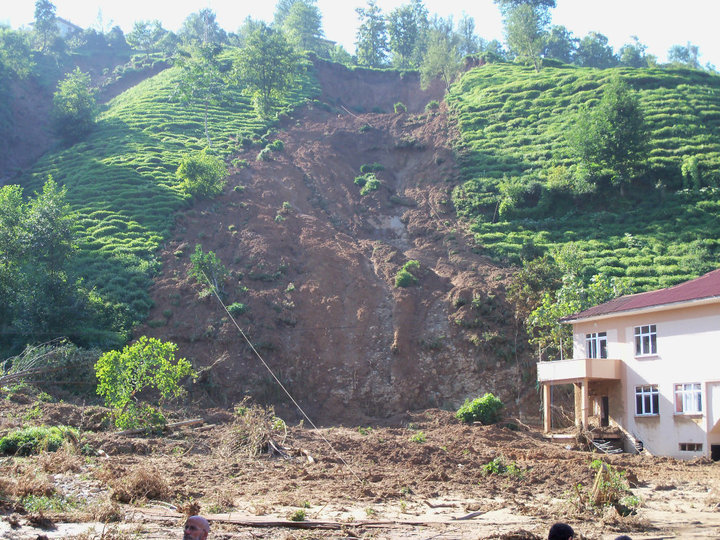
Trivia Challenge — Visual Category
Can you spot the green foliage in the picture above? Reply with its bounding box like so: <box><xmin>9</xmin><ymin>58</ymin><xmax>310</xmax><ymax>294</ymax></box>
<box><xmin>425</xmin><ymin>100</ymin><xmax>440</xmax><ymax>112</ymax></box>
<box><xmin>394</xmin><ymin>101</ymin><xmax>407</xmax><ymax>113</ymax></box>
<box><xmin>360</xmin><ymin>162</ymin><xmax>384</xmax><ymax>173</ymax></box>
<box><xmin>175</xmin><ymin>149</ymin><xmax>227</xmax><ymax>199</ymax></box>
<box><xmin>354</xmin><ymin>172</ymin><xmax>381</xmax><ymax>195</ymax></box>
<box><xmin>33</xmin><ymin>0</ymin><xmax>58</xmax><ymax>52</ymax></box>
<box><xmin>0</xmin><ymin>425</ymin><xmax>78</xmax><ymax>456</ymax></box>
<box><xmin>456</xmin><ymin>393</ymin><xmax>504</xmax><ymax>424</ymax></box>
<box><xmin>568</xmin><ymin>76</ymin><xmax>647</xmax><ymax>186</ymax></box>
<box><xmin>227</xmin><ymin>302</ymin><xmax>248</xmax><ymax>316</ymax></box>
<box><xmin>52</xmin><ymin>68</ymin><xmax>97</xmax><ymax>143</ymax></box>
<box><xmin>355</xmin><ymin>1</ymin><xmax>389</xmax><ymax>67</ymax></box>
<box><xmin>420</xmin><ymin>29</ymin><xmax>462</xmax><ymax>89</ymax></box>
<box><xmin>289</xmin><ymin>509</ymin><xmax>306</xmax><ymax>521</ymax></box>
<box><xmin>504</xmin><ymin>4</ymin><xmax>549</xmax><ymax>72</ymax></box>
<box><xmin>567</xmin><ymin>460</ymin><xmax>639</xmax><ymax>515</ymax></box>
<box><xmin>232</xmin><ymin>24</ymin><xmax>302</xmax><ymax>118</ymax></box>
<box><xmin>189</xmin><ymin>244</ymin><xmax>228</xmax><ymax>299</ymax></box>
<box><xmin>482</xmin><ymin>456</ymin><xmax>524</xmax><ymax>478</ymax></box>
<box><xmin>94</xmin><ymin>336</ymin><xmax>194</xmax><ymax>430</ymax></box>
<box><xmin>446</xmin><ymin>63</ymin><xmax>720</xmax><ymax>292</ymax></box>
<box><xmin>394</xmin><ymin>260</ymin><xmax>420</xmax><ymax>288</ymax></box>
<box><xmin>409</xmin><ymin>431</ymin><xmax>426</xmax><ymax>443</ymax></box>
<box><xmin>19</xmin><ymin>61</ymin><xmax>318</xmax><ymax>343</ymax></box>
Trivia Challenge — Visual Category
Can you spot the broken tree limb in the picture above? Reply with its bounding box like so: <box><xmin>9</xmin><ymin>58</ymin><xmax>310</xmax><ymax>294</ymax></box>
<box><xmin>116</xmin><ymin>418</ymin><xmax>204</xmax><ymax>436</ymax></box>
<box><xmin>452</xmin><ymin>510</ymin><xmax>486</xmax><ymax>521</ymax></box>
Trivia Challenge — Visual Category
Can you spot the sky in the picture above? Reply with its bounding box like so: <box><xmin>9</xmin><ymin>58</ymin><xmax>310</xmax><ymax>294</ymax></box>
<box><xmin>2</xmin><ymin>0</ymin><xmax>719</xmax><ymax>68</ymax></box>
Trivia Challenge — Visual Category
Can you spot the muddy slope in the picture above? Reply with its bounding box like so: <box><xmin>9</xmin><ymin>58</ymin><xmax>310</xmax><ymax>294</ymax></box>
<box><xmin>142</xmin><ymin>61</ymin><xmax>532</xmax><ymax>423</ymax></box>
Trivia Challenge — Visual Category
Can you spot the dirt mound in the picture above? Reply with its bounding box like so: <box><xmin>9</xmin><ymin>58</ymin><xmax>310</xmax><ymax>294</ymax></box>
<box><xmin>141</xmin><ymin>66</ymin><xmax>532</xmax><ymax>423</ymax></box>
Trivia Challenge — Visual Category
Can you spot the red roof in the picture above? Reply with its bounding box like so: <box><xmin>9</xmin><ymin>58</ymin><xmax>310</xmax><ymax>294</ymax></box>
<box><xmin>565</xmin><ymin>268</ymin><xmax>720</xmax><ymax>321</ymax></box>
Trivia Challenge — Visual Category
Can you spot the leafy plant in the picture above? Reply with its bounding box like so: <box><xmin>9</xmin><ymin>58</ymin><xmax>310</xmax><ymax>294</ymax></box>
<box><xmin>189</xmin><ymin>244</ymin><xmax>228</xmax><ymax>299</ymax></box>
<box><xmin>482</xmin><ymin>456</ymin><xmax>524</xmax><ymax>478</ymax></box>
<box><xmin>0</xmin><ymin>425</ymin><xmax>79</xmax><ymax>456</ymax></box>
<box><xmin>175</xmin><ymin>149</ymin><xmax>228</xmax><ymax>199</ymax></box>
<box><xmin>566</xmin><ymin>459</ymin><xmax>639</xmax><ymax>516</ymax></box>
<box><xmin>409</xmin><ymin>431</ymin><xmax>426</xmax><ymax>443</ymax></box>
<box><xmin>52</xmin><ymin>67</ymin><xmax>97</xmax><ymax>143</ymax></box>
<box><xmin>455</xmin><ymin>393</ymin><xmax>504</xmax><ymax>424</ymax></box>
<box><xmin>289</xmin><ymin>509</ymin><xmax>306</xmax><ymax>521</ymax></box>
<box><xmin>425</xmin><ymin>100</ymin><xmax>440</xmax><ymax>112</ymax></box>
<box><xmin>354</xmin><ymin>172</ymin><xmax>381</xmax><ymax>195</ymax></box>
<box><xmin>394</xmin><ymin>101</ymin><xmax>407</xmax><ymax>113</ymax></box>
<box><xmin>94</xmin><ymin>337</ymin><xmax>194</xmax><ymax>430</ymax></box>
<box><xmin>227</xmin><ymin>302</ymin><xmax>248</xmax><ymax>316</ymax></box>
<box><xmin>394</xmin><ymin>260</ymin><xmax>420</xmax><ymax>288</ymax></box>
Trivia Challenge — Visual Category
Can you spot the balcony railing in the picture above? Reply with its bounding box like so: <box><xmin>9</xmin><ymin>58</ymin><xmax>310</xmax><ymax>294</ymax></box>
<box><xmin>537</xmin><ymin>357</ymin><xmax>622</xmax><ymax>384</ymax></box>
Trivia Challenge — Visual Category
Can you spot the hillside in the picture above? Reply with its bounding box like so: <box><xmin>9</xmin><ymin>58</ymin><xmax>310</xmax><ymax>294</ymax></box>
<box><xmin>448</xmin><ymin>64</ymin><xmax>720</xmax><ymax>290</ymax></box>
<box><xmin>139</xmin><ymin>61</ymin><xmax>527</xmax><ymax>422</ymax></box>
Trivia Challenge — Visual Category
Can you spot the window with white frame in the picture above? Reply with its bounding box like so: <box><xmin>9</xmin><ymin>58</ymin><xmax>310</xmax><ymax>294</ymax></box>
<box><xmin>679</xmin><ymin>442</ymin><xmax>703</xmax><ymax>452</ymax></box>
<box><xmin>586</xmin><ymin>332</ymin><xmax>607</xmax><ymax>358</ymax></box>
<box><xmin>634</xmin><ymin>324</ymin><xmax>657</xmax><ymax>356</ymax></box>
<box><xmin>635</xmin><ymin>385</ymin><xmax>659</xmax><ymax>416</ymax></box>
<box><xmin>674</xmin><ymin>383</ymin><xmax>702</xmax><ymax>414</ymax></box>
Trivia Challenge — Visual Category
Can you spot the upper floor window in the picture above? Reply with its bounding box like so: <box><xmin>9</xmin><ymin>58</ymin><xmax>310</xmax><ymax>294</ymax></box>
<box><xmin>635</xmin><ymin>385</ymin><xmax>659</xmax><ymax>416</ymax></box>
<box><xmin>634</xmin><ymin>324</ymin><xmax>657</xmax><ymax>356</ymax></box>
<box><xmin>586</xmin><ymin>332</ymin><xmax>607</xmax><ymax>359</ymax></box>
<box><xmin>674</xmin><ymin>383</ymin><xmax>702</xmax><ymax>414</ymax></box>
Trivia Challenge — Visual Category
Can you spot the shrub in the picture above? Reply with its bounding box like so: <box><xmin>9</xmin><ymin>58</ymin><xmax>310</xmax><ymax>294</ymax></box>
<box><xmin>409</xmin><ymin>431</ymin><xmax>426</xmax><ymax>443</ymax></box>
<box><xmin>394</xmin><ymin>101</ymin><xmax>407</xmax><ymax>113</ymax></box>
<box><xmin>176</xmin><ymin>149</ymin><xmax>228</xmax><ymax>199</ymax></box>
<box><xmin>455</xmin><ymin>393</ymin><xmax>504</xmax><ymax>424</ymax></box>
<box><xmin>482</xmin><ymin>456</ymin><xmax>524</xmax><ymax>478</ymax></box>
<box><xmin>256</xmin><ymin>147</ymin><xmax>272</xmax><ymax>161</ymax></box>
<box><xmin>354</xmin><ymin>173</ymin><xmax>381</xmax><ymax>195</ymax></box>
<box><xmin>227</xmin><ymin>302</ymin><xmax>248</xmax><ymax>316</ymax></box>
<box><xmin>395</xmin><ymin>260</ymin><xmax>420</xmax><ymax>288</ymax></box>
<box><xmin>0</xmin><ymin>426</ymin><xmax>79</xmax><ymax>456</ymax></box>
<box><xmin>94</xmin><ymin>337</ymin><xmax>195</xmax><ymax>430</ymax></box>
<box><xmin>360</xmin><ymin>162</ymin><xmax>385</xmax><ymax>173</ymax></box>
<box><xmin>425</xmin><ymin>100</ymin><xmax>440</xmax><ymax>112</ymax></box>
<box><xmin>269</xmin><ymin>139</ymin><xmax>285</xmax><ymax>152</ymax></box>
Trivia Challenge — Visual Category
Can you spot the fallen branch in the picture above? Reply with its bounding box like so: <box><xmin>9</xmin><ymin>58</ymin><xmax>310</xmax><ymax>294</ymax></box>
<box><xmin>116</xmin><ymin>418</ymin><xmax>204</xmax><ymax>436</ymax></box>
<box><xmin>424</xmin><ymin>500</ymin><xmax>457</xmax><ymax>509</ymax></box>
<box><xmin>452</xmin><ymin>510</ymin><xmax>486</xmax><ymax>521</ymax></box>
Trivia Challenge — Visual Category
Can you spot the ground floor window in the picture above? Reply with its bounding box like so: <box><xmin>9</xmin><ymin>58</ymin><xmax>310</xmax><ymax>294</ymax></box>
<box><xmin>674</xmin><ymin>383</ymin><xmax>702</xmax><ymax>414</ymax></box>
<box><xmin>635</xmin><ymin>385</ymin><xmax>659</xmax><ymax>416</ymax></box>
<box><xmin>679</xmin><ymin>442</ymin><xmax>703</xmax><ymax>452</ymax></box>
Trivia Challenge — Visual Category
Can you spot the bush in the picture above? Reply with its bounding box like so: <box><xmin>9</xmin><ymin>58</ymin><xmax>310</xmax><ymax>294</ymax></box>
<box><xmin>394</xmin><ymin>260</ymin><xmax>420</xmax><ymax>288</ymax></box>
<box><xmin>227</xmin><ymin>302</ymin><xmax>248</xmax><ymax>316</ymax></box>
<box><xmin>0</xmin><ymin>426</ymin><xmax>79</xmax><ymax>456</ymax></box>
<box><xmin>256</xmin><ymin>147</ymin><xmax>272</xmax><ymax>161</ymax></box>
<box><xmin>394</xmin><ymin>101</ymin><xmax>407</xmax><ymax>113</ymax></box>
<box><xmin>52</xmin><ymin>67</ymin><xmax>97</xmax><ymax>143</ymax></box>
<box><xmin>360</xmin><ymin>162</ymin><xmax>384</xmax><ymax>173</ymax></box>
<box><xmin>425</xmin><ymin>100</ymin><xmax>440</xmax><ymax>112</ymax></box>
<box><xmin>354</xmin><ymin>173</ymin><xmax>381</xmax><ymax>195</ymax></box>
<box><xmin>455</xmin><ymin>393</ymin><xmax>504</xmax><ymax>424</ymax></box>
<box><xmin>176</xmin><ymin>149</ymin><xmax>228</xmax><ymax>199</ymax></box>
<box><xmin>269</xmin><ymin>139</ymin><xmax>285</xmax><ymax>152</ymax></box>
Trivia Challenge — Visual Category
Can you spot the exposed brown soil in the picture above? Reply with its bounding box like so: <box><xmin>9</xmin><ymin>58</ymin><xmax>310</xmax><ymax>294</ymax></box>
<box><xmin>140</xmin><ymin>60</ymin><xmax>534</xmax><ymax>425</ymax></box>
<box><xmin>1</xmin><ymin>398</ymin><xmax>720</xmax><ymax>539</ymax></box>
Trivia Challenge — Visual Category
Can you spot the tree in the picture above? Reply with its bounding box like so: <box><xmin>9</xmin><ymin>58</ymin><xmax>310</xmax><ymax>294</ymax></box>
<box><xmin>0</xmin><ymin>27</ymin><xmax>35</xmax><ymax>78</ymax></box>
<box><xmin>126</xmin><ymin>20</ymin><xmax>167</xmax><ymax>53</ymax></box>
<box><xmin>175</xmin><ymin>43</ymin><xmax>226</xmax><ymax>146</ymax></box>
<box><xmin>542</xmin><ymin>25</ymin><xmax>576</xmax><ymax>64</ymax></box>
<box><xmin>51</xmin><ymin>67</ymin><xmax>97</xmax><ymax>143</ymax></box>
<box><xmin>668</xmin><ymin>42</ymin><xmax>700</xmax><ymax>69</ymax></box>
<box><xmin>575</xmin><ymin>31</ymin><xmax>618</xmax><ymax>68</ymax></box>
<box><xmin>494</xmin><ymin>0</ymin><xmax>556</xmax><ymax>13</ymax></box>
<box><xmin>179</xmin><ymin>8</ymin><xmax>226</xmax><ymax>46</ymax></box>
<box><xmin>503</xmin><ymin>3</ymin><xmax>549</xmax><ymax>71</ymax></box>
<box><xmin>419</xmin><ymin>27</ymin><xmax>462</xmax><ymax>89</ymax></box>
<box><xmin>281</xmin><ymin>1</ymin><xmax>328</xmax><ymax>56</ymax></box>
<box><xmin>387</xmin><ymin>3</ymin><xmax>423</xmax><ymax>68</ymax></box>
<box><xmin>355</xmin><ymin>1</ymin><xmax>389</xmax><ymax>67</ymax></box>
<box><xmin>95</xmin><ymin>337</ymin><xmax>194</xmax><ymax>429</ymax></box>
<box><xmin>456</xmin><ymin>13</ymin><xmax>481</xmax><ymax>57</ymax></box>
<box><xmin>232</xmin><ymin>23</ymin><xmax>300</xmax><ymax>118</ymax></box>
<box><xmin>189</xmin><ymin>244</ymin><xmax>228</xmax><ymax>299</ymax></box>
<box><xmin>176</xmin><ymin>149</ymin><xmax>228</xmax><ymax>199</ymax></box>
<box><xmin>618</xmin><ymin>36</ymin><xmax>649</xmax><ymax>68</ymax></box>
<box><xmin>568</xmin><ymin>77</ymin><xmax>647</xmax><ymax>189</ymax></box>
<box><xmin>33</xmin><ymin>0</ymin><xmax>57</xmax><ymax>53</ymax></box>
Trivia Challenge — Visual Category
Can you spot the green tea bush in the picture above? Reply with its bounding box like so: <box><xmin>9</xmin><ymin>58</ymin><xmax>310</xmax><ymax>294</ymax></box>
<box><xmin>227</xmin><ymin>302</ymin><xmax>248</xmax><ymax>316</ymax></box>
<box><xmin>0</xmin><ymin>426</ymin><xmax>79</xmax><ymax>456</ymax></box>
<box><xmin>394</xmin><ymin>260</ymin><xmax>420</xmax><ymax>288</ymax></box>
<box><xmin>456</xmin><ymin>393</ymin><xmax>504</xmax><ymax>424</ymax></box>
<box><xmin>394</xmin><ymin>102</ymin><xmax>407</xmax><ymax>113</ymax></box>
<box><xmin>176</xmin><ymin>149</ymin><xmax>227</xmax><ymax>199</ymax></box>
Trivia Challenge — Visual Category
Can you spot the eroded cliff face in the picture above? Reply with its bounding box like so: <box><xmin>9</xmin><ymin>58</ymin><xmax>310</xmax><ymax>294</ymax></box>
<box><xmin>142</xmin><ymin>60</ymin><xmax>534</xmax><ymax>423</ymax></box>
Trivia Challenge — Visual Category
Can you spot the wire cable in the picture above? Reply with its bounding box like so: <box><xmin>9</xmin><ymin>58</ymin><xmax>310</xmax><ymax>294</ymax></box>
<box><xmin>201</xmin><ymin>270</ymin><xmax>363</xmax><ymax>484</ymax></box>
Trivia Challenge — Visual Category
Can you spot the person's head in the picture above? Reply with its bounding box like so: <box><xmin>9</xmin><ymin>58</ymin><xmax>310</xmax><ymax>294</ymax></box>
<box><xmin>614</xmin><ymin>536</ymin><xmax>632</xmax><ymax>540</ymax></box>
<box><xmin>548</xmin><ymin>522</ymin><xmax>574</xmax><ymax>540</ymax></box>
<box><xmin>183</xmin><ymin>515</ymin><xmax>210</xmax><ymax>540</ymax></box>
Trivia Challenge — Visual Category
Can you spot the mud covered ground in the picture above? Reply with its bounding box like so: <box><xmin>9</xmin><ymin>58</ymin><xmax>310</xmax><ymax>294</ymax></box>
<box><xmin>1</xmin><ymin>396</ymin><xmax>719</xmax><ymax>539</ymax></box>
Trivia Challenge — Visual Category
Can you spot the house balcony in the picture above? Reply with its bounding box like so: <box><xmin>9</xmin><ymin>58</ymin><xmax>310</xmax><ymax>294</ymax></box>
<box><xmin>537</xmin><ymin>357</ymin><xmax>622</xmax><ymax>385</ymax></box>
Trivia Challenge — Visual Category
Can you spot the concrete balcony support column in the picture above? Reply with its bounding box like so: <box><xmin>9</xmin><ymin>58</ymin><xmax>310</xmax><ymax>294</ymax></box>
<box><xmin>543</xmin><ymin>383</ymin><xmax>551</xmax><ymax>433</ymax></box>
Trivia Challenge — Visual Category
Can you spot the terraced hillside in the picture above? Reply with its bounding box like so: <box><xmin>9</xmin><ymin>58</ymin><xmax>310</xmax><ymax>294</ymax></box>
<box><xmin>448</xmin><ymin>64</ymin><xmax>720</xmax><ymax>290</ymax></box>
<box><xmin>20</xmin><ymin>60</ymin><xmax>318</xmax><ymax>340</ymax></box>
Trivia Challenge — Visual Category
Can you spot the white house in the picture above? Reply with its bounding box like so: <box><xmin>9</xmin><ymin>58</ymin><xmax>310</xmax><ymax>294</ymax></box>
<box><xmin>537</xmin><ymin>268</ymin><xmax>720</xmax><ymax>460</ymax></box>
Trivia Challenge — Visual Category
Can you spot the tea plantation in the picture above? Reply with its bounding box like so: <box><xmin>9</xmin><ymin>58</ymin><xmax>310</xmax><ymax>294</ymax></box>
<box><xmin>20</xmin><ymin>59</ymin><xmax>318</xmax><ymax>337</ymax></box>
<box><xmin>447</xmin><ymin>63</ymin><xmax>720</xmax><ymax>290</ymax></box>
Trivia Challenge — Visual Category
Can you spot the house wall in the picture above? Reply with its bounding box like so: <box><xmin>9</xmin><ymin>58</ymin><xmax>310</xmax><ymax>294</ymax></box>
<box><xmin>572</xmin><ymin>301</ymin><xmax>720</xmax><ymax>459</ymax></box>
